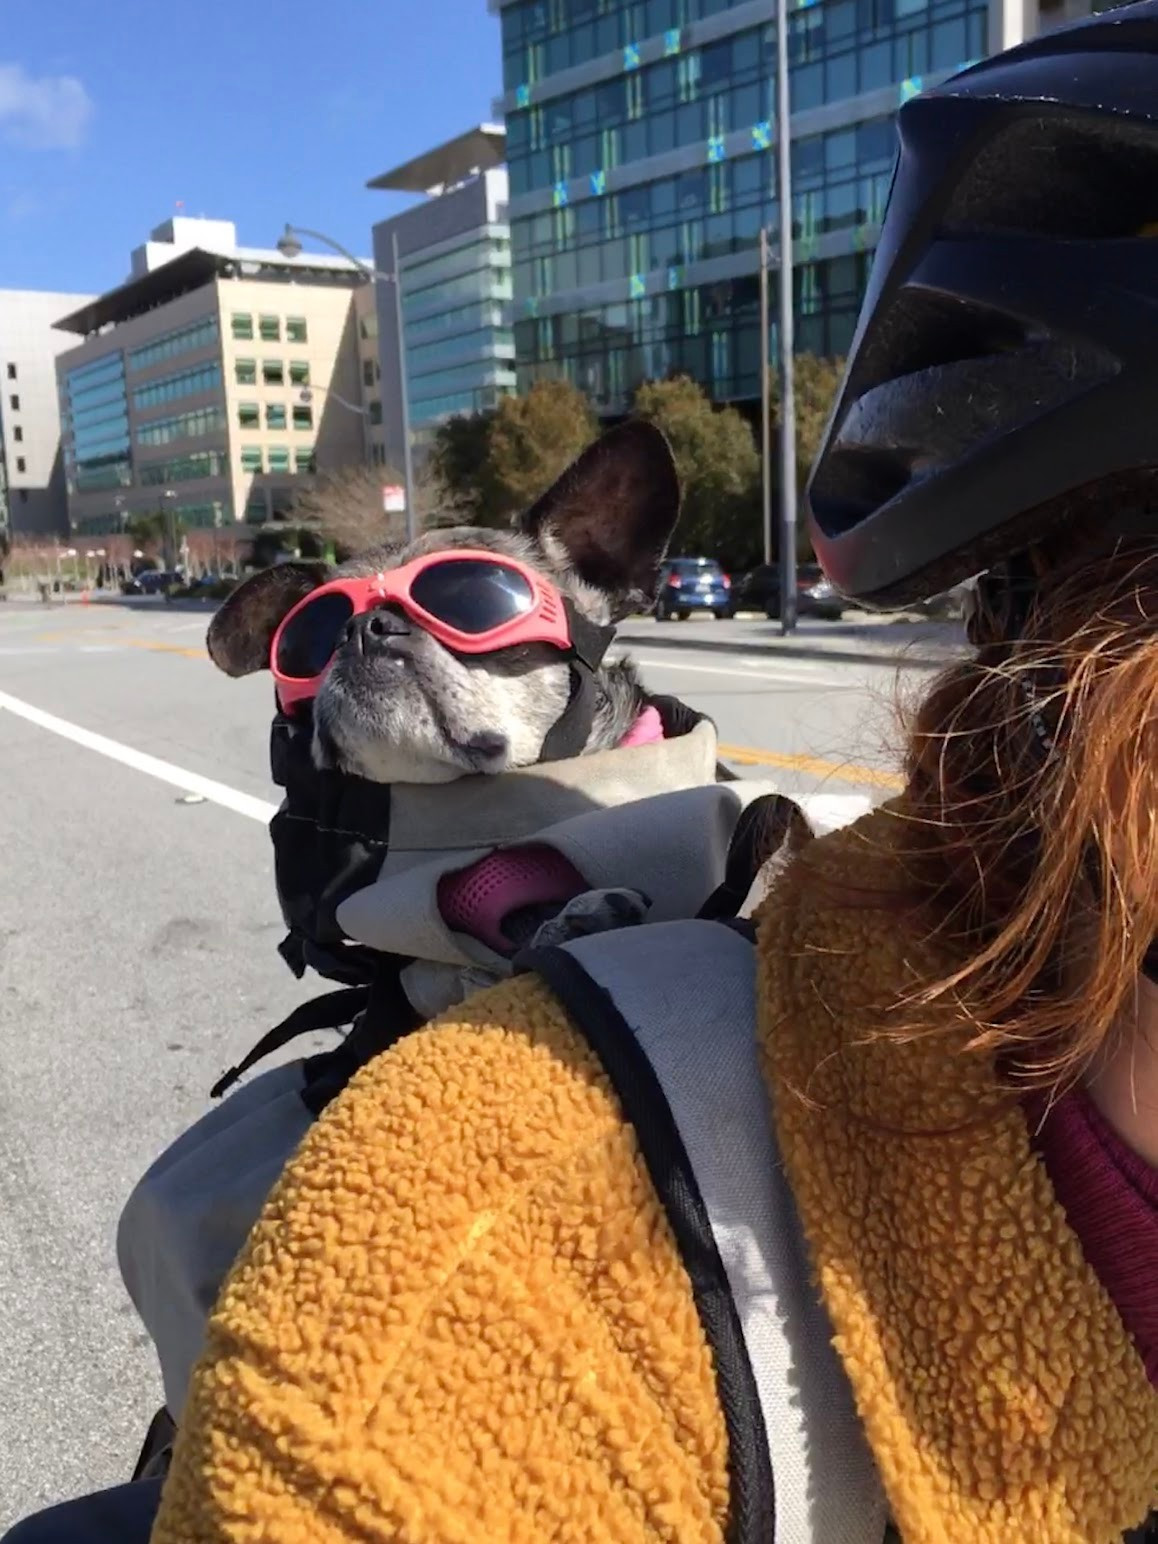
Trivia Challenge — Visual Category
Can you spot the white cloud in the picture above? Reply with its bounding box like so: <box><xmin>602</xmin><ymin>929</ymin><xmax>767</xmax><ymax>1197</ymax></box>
<box><xmin>0</xmin><ymin>62</ymin><xmax>93</xmax><ymax>150</ymax></box>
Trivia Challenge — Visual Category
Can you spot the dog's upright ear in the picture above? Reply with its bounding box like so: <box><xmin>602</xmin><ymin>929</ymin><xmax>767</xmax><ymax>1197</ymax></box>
<box><xmin>206</xmin><ymin>561</ymin><xmax>330</xmax><ymax>677</ymax></box>
<box><xmin>517</xmin><ymin>420</ymin><xmax>680</xmax><ymax>614</ymax></box>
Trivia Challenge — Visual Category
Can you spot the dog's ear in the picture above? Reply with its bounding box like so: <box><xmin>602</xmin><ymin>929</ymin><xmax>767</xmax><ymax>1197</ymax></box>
<box><xmin>206</xmin><ymin>561</ymin><xmax>330</xmax><ymax>677</ymax></box>
<box><xmin>517</xmin><ymin>421</ymin><xmax>680</xmax><ymax>613</ymax></box>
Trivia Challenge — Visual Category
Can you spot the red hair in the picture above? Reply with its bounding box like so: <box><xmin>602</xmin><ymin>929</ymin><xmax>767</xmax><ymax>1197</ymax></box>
<box><xmin>896</xmin><ymin>537</ymin><xmax>1158</xmax><ymax>1089</ymax></box>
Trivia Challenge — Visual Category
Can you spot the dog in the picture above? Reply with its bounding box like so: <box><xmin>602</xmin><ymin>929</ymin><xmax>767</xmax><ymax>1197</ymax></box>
<box><xmin>206</xmin><ymin>421</ymin><xmax>682</xmax><ymax>784</ymax></box>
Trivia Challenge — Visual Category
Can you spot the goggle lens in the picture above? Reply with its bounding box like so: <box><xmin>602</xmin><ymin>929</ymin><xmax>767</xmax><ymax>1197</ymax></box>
<box><xmin>277</xmin><ymin>591</ymin><xmax>354</xmax><ymax>680</ymax></box>
<box><xmin>409</xmin><ymin>558</ymin><xmax>534</xmax><ymax>635</ymax></box>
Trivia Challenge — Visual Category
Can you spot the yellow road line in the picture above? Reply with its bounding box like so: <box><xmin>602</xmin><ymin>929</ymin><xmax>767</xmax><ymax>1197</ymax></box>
<box><xmin>717</xmin><ymin>742</ymin><xmax>903</xmax><ymax>791</ymax></box>
<box><xmin>124</xmin><ymin>638</ymin><xmax>207</xmax><ymax>661</ymax></box>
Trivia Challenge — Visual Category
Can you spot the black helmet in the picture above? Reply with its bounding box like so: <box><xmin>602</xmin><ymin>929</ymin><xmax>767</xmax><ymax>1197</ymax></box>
<box><xmin>807</xmin><ymin>1</ymin><xmax>1158</xmax><ymax>608</ymax></box>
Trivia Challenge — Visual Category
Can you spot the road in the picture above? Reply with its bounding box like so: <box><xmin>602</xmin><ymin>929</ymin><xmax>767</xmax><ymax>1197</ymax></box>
<box><xmin>0</xmin><ymin>598</ymin><xmax>920</xmax><ymax>1524</ymax></box>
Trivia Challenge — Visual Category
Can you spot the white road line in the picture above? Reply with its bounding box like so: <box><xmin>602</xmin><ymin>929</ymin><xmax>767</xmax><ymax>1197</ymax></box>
<box><xmin>619</xmin><ymin>652</ymin><xmax>857</xmax><ymax>688</ymax></box>
<box><xmin>0</xmin><ymin>689</ymin><xmax>277</xmax><ymax>824</ymax></box>
<box><xmin>0</xmin><ymin>688</ymin><xmax>873</xmax><ymax>838</ymax></box>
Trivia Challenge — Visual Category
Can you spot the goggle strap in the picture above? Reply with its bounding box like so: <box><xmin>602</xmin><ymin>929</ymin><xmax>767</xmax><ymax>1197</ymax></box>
<box><xmin>538</xmin><ymin>601</ymin><xmax>617</xmax><ymax>764</ymax></box>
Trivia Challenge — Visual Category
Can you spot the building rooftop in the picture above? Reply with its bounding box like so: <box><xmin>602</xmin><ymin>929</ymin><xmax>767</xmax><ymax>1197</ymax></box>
<box><xmin>367</xmin><ymin>124</ymin><xmax>506</xmax><ymax>195</ymax></box>
<box><xmin>54</xmin><ymin>244</ymin><xmax>369</xmax><ymax>337</ymax></box>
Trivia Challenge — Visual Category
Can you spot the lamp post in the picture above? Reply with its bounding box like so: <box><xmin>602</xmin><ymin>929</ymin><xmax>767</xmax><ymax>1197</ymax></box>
<box><xmin>160</xmin><ymin>488</ymin><xmax>178</xmax><ymax>572</ymax></box>
<box><xmin>276</xmin><ymin>222</ymin><xmax>415</xmax><ymax>541</ymax></box>
<box><xmin>759</xmin><ymin>0</ymin><xmax>798</xmax><ymax>635</ymax></box>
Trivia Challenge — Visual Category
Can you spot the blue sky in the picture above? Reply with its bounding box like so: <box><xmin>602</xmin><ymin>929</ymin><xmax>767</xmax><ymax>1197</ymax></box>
<box><xmin>1</xmin><ymin>0</ymin><xmax>503</xmax><ymax>296</ymax></box>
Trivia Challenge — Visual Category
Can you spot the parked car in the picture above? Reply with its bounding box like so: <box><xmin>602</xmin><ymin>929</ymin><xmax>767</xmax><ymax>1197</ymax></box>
<box><xmin>731</xmin><ymin>562</ymin><xmax>845</xmax><ymax>621</ymax></box>
<box><xmin>654</xmin><ymin>556</ymin><xmax>733</xmax><ymax>620</ymax></box>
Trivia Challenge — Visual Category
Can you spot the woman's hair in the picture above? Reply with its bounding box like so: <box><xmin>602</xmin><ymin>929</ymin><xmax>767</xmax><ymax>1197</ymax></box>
<box><xmin>899</xmin><ymin>534</ymin><xmax>1158</xmax><ymax>1090</ymax></box>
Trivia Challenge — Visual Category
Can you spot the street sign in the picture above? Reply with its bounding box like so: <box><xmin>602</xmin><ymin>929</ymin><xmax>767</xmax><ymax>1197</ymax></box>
<box><xmin>382</xmin><ymin>485</ymin><xmax>406</xmax><ymax>514</ymax></box>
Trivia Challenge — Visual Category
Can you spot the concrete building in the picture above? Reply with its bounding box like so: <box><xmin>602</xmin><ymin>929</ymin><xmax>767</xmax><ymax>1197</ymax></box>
<box><xmin>368</xmin><ymin>126</ymin><xmax>516</xmax><ymax>468</ymax></box>
<box><xmin>490</xmin><ymin>0</ymin><xmax>1107</xmax><ymax>414</ymax></box>
<box><xmin>53</xmin><ymin>217</ymin><xmax>377</xmax><ymax>559</ymax></box>
<box><xmin>0</xmin><ymin>289</ymin><xmax>94</xmax><ymax>538</ymax></box>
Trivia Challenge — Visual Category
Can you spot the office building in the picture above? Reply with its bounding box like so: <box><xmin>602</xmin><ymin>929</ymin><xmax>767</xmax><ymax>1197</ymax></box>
<box><xmin>54</xmin><ymin>217</ymin><xmax>377</xmax><ymax>559</ymax></box>
<box><xmin>0</xmin><ymin>289</ymin><xmax>94</xmax><ymax>538</ymax></box>
<box><xmin>368</xmin><ymin>126</ymin><xmax>516</xmax><ymax>466</ymax></box>
<box><xmin>491</xmin><ymin>0</ymin><xmax>1099</xmax><ymax>414</ymax></box>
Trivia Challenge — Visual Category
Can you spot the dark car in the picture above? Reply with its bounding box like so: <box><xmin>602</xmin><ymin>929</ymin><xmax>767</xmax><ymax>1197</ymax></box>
<box><xmin>731</xmin><ymin>562</ymin><xmax>845</xmax><ymax>621</ymax></box>
<box><xmin>654</xmin><ymin>557</ymin><xmax>733</xmax><ymax>620</ymax></box>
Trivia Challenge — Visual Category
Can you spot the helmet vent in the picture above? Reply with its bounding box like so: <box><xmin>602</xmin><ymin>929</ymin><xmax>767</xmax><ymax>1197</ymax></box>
<box><xmin>944</xmin><ymin>112</ymin><xmax>1158</xmax><ymax>240</ymax></box>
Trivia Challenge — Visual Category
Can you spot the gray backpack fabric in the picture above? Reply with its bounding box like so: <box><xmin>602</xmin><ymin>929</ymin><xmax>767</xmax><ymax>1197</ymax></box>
<box><xmin>523</xmin><ymin>920</ymin><xmax>889</xmax><ymax>1544</ymax></box>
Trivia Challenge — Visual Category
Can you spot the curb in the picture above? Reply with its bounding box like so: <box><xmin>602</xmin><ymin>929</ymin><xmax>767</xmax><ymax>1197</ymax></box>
<box><xmin>616</xmin><ymin>626</ymin><xmax>964</xmax><ymax>672</ymax></box>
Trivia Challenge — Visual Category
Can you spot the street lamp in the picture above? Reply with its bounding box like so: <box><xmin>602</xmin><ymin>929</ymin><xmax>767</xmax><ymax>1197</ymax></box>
<box><xmin>160</xmin><ymin>488</ymin><xmax>179</xmax><ymax>572</ymax></box>
<box><xmin>276</xmin><ymin>222</ymin><xmax>415</xmax><ymax>540</ymax></box>
<box><xmin>298</xmin><ymin>384</ymin><xmax>368</xmax><ymax>419</ymax></box>
<box><xmin>759</xmin><ymin>0</ymin><xmax>798</xmax><ymax>636</ymax></box>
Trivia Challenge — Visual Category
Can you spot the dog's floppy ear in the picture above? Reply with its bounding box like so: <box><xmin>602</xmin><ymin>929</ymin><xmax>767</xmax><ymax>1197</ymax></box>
<box><xmin>206</xmin><ymin>561</ymin><xmax>330</xmax><ymax>677</ymax></box>
<box><xmin>517</xmin><ymin>420</ymin><xmax>680</xmax><ymax>613</ymax></box>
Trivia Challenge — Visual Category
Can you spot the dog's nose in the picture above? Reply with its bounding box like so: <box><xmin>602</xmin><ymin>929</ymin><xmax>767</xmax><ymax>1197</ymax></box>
<box><xmin>344</xmin><ymin>606</ymin><xmax>410</xmax><ymax>656</ymax></box>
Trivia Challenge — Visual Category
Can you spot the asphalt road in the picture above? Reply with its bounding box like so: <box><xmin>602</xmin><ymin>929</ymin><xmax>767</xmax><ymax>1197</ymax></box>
<box><xmin>0</xmin><ymin>597</ymin><xmax>917</xmax><ymax>1525</ymax></box>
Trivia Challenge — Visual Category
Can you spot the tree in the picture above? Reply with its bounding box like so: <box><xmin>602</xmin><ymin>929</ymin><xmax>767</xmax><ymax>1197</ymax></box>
<box><xmin>287</xmin><ymin>464</ymin><xmax>400</xmax><ymax>560</ymax></box>
<box><xmin>127</xmin><ymin>509</ymin><xmax>186</xmax><ymax>568</ymax></box>
<box><xmin>287</xmin><ymin>463</ymin><xmax>452</xmax><ymax>559</ymax></box>
<box><xmin>484</xmin><ymin>380</ymin><xmax>598</xmax><ymax>519</ymax></box>
<box><xmin>631</xmin><ymin>376</ymin><xmax>761</xmax><ymax>569</ymax></box>
<box><xmin>427</xmin><ymin>410</ymin><xmax>500</xmax><ymax>526</ymax></box>
<box><xmin>427</xmin><ymin>380</ymin><xmax>598</xmax><ymax>528</ymax></box>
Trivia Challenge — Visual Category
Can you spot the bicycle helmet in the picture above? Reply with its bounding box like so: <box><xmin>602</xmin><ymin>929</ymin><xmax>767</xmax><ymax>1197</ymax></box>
<box><xmin>807</xmin><ymin>0</ymin><xmax>1158</xmax><ymax>608</ymax></box>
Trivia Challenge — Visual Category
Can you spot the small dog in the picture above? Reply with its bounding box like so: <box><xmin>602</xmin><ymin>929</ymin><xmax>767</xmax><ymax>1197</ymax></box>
<box><xmin>207</xmin><ymin>421</ymin><xmax>681</xmax><ymax>784</ymax></box>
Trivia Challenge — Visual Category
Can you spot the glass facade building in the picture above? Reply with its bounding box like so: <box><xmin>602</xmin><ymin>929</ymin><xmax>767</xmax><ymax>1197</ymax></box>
<box><xmin>494</xmin><ymin>0</ymin><xmax>990</xmax><ymax>409</ymax></box>
<box><xmin>402</xmin><ymin>231</ymin><xmax>515</xmax><ymax>431</ymax></box>
<box><xmin>369</xmin><ymin>127</ymin><xmax>515</xmax><ymax>469</ymax></box>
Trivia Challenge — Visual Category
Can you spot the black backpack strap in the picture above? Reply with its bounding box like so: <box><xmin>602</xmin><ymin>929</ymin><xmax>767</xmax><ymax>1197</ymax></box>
<box><xmin>299</xmin><ymin>960</ymin><xmax>424</xmax><ymax>1116</ymax></box>
<box><xmin>517</xmin><ymin>926</ymin><xmax>774</xmax><ymax>1544</ymax></box>
<box><xmin>209</xmin><ymin>986</ymin><xmax>372</xmax><ymax>1099</ymax></box>
<box><xmin>698</xmin><ymin>793</ymin><xmax>812</xmax><ymax>922</ymax></box>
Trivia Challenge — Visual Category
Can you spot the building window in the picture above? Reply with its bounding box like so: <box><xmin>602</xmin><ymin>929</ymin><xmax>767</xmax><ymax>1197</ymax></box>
<box><xmin>15</xmin><ymin>456</ymin><xmax>25</xmax><ymax>473</ymax></box>
<box><xmin>9</xmin><ymin>394</ymin><xmax>18</xmax><ymax>411</ymax></box>
<box><xmin>231</xmin><ymin>313</ymin><xmax>254</xmax><ymax>340</ymax></box>
<box><xmin>238</xmin><ymin>402</ymin><xmax>260</xmax><ymax>429</ymax></box>
<box><xmin>295</xmin><ymin>446</ymin><xmax>315</xmax><ymax>473</ymax></box>
<box><xmin>292</xmin><ymin>404</ymin><xmax>313</xmax><ymax>430</ymax></box>
<box><xmin>139</xmin><ymin>450</ymin><xmax>225</xmax><ymax>485</ymax></box>
<box><xmin>5</xmin><ymin>363</ymin><xmax>15</xmax><ymax>380</ymax></box>
<box><xmin>132</xmin><ymin>362</ymin><xmax>222</xmax><ymax>410</ymax></box>
<box><xmin>235</xmin><ymin>358</ymin><xmax>257</xmax><ymax>385</ymax></box>
<box><xmin>368</xmin><ymin>399</ymin><xmax>383</xmax><ymax>425</ymax></box>
<box><xmin>289</xmin><ymin>360</ymin><xmax>310</xmax><ymax>386</ymax></box>
<box><xmin>262</xmin><ymin>359</ymin><xmax>284</xmax><ymax>386</ymax></box>
<box><xmin>286</xmin><ymin>317</ymin><xmax>308</xmax><ymax>343</ymax></box>
<box><xmin>127</xmin><ymin>315</ymin><xmax>219</xmax><ymax>372</ymax></box>
<box><xmin>137</xmin><ymin>404</ymin><xmax>227</xmax><ymax>446</ymax></box>
<box><xmin>259</xmin><ymin>315</ymin><xmax>281</xmax><ymax>342</ymax></box>
<box><xmin>362</xmin><ymin>359</ymin><xmax>376</xmax><ymax>387</ymax></box>
<box><xmin>267</xmin><ymin>446</ymin><xmax>291</xmax><ymax>472</ymax></box>
<box><xmin>240</xmin><ymin>447</ymin><xmax>263</xmax><ymax>472</ymax></box>
<box><xmin>266</xmin><ymin>403</ymin><xmax>288</xmax><ymax>429</ymax></box>
<box><xmin>12</xmin><ymin>426</ymin><xmax>22</xmax><ymax>442</ymax></box>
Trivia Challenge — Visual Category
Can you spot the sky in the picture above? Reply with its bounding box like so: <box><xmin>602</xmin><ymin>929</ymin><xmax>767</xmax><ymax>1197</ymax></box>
<box><xmin>0</xmin><ymin>0</ymin><xmax>504</xmax><ymax>297</ymax></box>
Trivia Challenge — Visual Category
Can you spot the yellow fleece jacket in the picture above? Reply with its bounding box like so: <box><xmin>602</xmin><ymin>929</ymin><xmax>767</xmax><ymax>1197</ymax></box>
<box><xmin>152</xmin><ymin>809</ymin><xmax>1157</xmax><ymax>1543</ymax></box>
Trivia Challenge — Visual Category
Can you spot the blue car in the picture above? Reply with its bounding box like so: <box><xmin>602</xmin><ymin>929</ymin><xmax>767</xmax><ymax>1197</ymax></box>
<box><xmin>654</xmin><ymin>557</ymin><xmax>733</xmax><ymax>620</ymax></box>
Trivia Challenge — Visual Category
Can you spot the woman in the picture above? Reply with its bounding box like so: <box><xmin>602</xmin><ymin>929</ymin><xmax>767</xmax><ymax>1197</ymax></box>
<box><xmin>153</xmin><ymin>10</ymin><xmax>1158</xmax><ymax>1542</ymax></box>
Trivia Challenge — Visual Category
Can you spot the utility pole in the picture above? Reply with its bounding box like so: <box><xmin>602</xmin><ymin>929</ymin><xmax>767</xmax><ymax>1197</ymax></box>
<box><xmin>391</xmin><ymin>230</ymin><xmax>416</xmax><ymax>543</ymax></box>
<box><xmin>759</xmin><ymin>225</ymin><xmax>772</xmax><ymax>569</ymax></box>
<box><xmin>775</xmin><ymin>0</ymin><xmax>798</xmax><ymax>635</ymax></box>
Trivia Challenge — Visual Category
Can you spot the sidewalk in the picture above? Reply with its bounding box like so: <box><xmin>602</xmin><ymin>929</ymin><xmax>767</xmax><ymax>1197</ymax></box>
<box><xmin>617</xmin><ymin>612</ymin><xmax>967</xmax><ymax>669</ymax></box>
